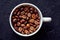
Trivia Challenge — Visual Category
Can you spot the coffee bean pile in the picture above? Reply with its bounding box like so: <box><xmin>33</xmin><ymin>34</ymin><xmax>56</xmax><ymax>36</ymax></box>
<box><xmin>11</xmin><ymin>5</ymin><xmax>40</xmax><ymax>34</ymax></box>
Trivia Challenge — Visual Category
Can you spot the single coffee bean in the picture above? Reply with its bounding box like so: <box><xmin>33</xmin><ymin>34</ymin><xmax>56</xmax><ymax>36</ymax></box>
<box><xmin>17</xmin><ymin>22</ymin><xmax>21</xmax><ymax>26</ymax></box>
<box><xmin>24</xmin><ymin>7</ymin><xmax>28</xmax><ymax>12</ymax></box>
<box><xmin>14</xmin><ymin>27</ymin><xmax>18</xmax><ymax>31</ymax></box>
<box><xmin>18</xmin><ymin>27</ymin><xmax>23</xmax><ymax>32</ymax></box>
<box><xmin>14</xmin><ymin>24</ymin><xmax>17</xmax><ymax>27</ymax></box>
<box><xmin>20</xmin><ymin>19</ymin><xmax>25</xmax><ymax>23</ymax></box>
<box><xmin>21</xmin><ymin>15</ymin><xmax>27</xmax><ymax>19</ymax></box>
<box><xmin>24</xmin><ymin>30</ymin><xmax>29</xmax><ymax>34</ymax></box>
<box><xmin>13</xmin><ymin>9</ymin><xmax>19</xmax><ymax>15</ymax></box>
<box><xmin>26</xmin><ymin>24</ymin><xmax>30</xmax><ymax>28</ymax></box>
<box><xmin>32</xmin><ymin>14</ymin><xmax>36</xmax><ymax>19</ymax></box>
<box><xmin>34</xmin><ymin>21</ymin><xmax>40</xmax><ymax>25</ymax></box>
<box><xmin>30</xmin><ymin>7</ymin><xmax>34</xmax><ymax>11</ymax></box>
<box><xmin>29</xmin><ymin>19</ymin><xmax>35</xmax><ymax>23</ymax></box>
<box><xmin>17</xmin><ymin>11</ymin><xmax>20</xmax><ymax>15</ymax></box>
<box><xmin>21</xmin><ymin>24</ymin><xmax>25</xmax><ymax>27</ymax></box>
<box><xmin>30</xmin><ymin>26</ymin><xmax>35</xmax><ymax>31</ymax></box>
<box><xmin>27</xmin><ymin>13</ymin><xmax>31</xmax><ymax>17</ymax></box>
<box><xmin>20</xmin><ymin>7</ymin><xmax>24</xmax><ymax>11</ymax></box>
<box><xmin>29</xmin><ymin>30</ymin><xmax>33</xmax><ymax>33</ymax></box>
<box><xmin>13</xmin><ymin>18</ymin><xmax>17</xmax><ymax>22</ymax></box>
<box><xmin>21</xmin><ymin>11</ymin><xmax>25</xmax><ymax>15</ymax></box>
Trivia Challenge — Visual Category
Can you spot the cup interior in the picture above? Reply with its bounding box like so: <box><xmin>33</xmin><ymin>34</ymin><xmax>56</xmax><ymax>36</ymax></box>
<box><xmin>9</xmin><ymin>3</ymin><xmax>43</xmax><ymax>37</ymax></box>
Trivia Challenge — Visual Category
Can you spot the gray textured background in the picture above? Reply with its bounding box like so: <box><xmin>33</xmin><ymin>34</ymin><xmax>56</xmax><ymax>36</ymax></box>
<box><xmin>0</xmin><ymin>0</ymin><xmax>60</xmax><ymax>40</ymax></box>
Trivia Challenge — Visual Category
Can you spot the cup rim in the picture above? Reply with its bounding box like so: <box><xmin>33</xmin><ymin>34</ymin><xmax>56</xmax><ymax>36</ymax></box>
<box><xmin>9</xmin><ymin>3</ymin><xmax>43</xmax><ymax>37</ymax></box>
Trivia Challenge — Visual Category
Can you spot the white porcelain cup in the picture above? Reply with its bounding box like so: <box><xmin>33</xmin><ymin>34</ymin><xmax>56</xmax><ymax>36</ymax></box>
<box><xmin>9</xmin><ymin>3</ymin><xmax>52</xmax><ymax>37</ymax></box>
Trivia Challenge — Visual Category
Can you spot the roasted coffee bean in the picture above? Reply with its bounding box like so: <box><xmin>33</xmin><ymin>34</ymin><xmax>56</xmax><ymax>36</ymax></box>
<box><xmin>14</xmin><ymin>24</ymin><xmax>17</xmax><ymax>27</ymax></box>
<box><xmin>26</xmin><ymin>17</ymin><xmax>29</xmax><ymax>20</ymax></box>
<box><xmin>18</xmin><ymin>27</ymin><xmax>23</xmax><ymax>32</ymax></box>
<box><xmin>29</xmin><ymin>30</ymin><xmax>33</xmax><ymax>33</ymax></box>
<box><xmin>21</xmin><ymin>15</ymin><xmax>27</xmax><ymax>19</ymax></box>
<box><xmin>14</xmin><ymin>27</ymin><xmax>18</xmax><ymax>31</ymax></box>
<box><xmin>27</xmin><ymin>13</ymin><xmax>31</xmax><ymax>17</ymax></box>
<box><xmin>30</xmin><ymin>7</ymin><xmax>34</xmax><ymax>11</ymax></box>
<box><xmin>20</xmin><ymin>19</ymin><xmax>25</xmax><ymax>23</ymax></box>
<box><xmin>13</xmin><ymin>18</ymin><xmax>17</xmax><ymax>22</ymax></box>
<box><xmin>30</xmin><ymin>11</ymin><xmax>33</xmax><ymax>13</ymax></box>
<box><xmin>12</xmin><ymin>16</ymin><xmax>15</xmax><ymax>19</ymax></box>
<box><xmin>24</xmin><ymin>30</ymin><xmax>29</xmax><ymax>34</ymax></box>
<box><xmin>30</xmin><ymin>26</ymin><xmax>35</xmax><ymax>31</ymax></box>
<box><xmin>17</xmin><ymin>11</ymin><xmax>20</xmax><ymax>15</ymax></box>
<box><xmin>34</xmin><ymin>9</ymin><xmax>37</xmax><ymax>13</ymax></box>
<box><xmin>35</xmin><ymin>25</ymin><xmax>39</xmax><ymax>30</ymax></box>
<box><xmin>29</xmin><ymin>19</ymin><xmax>35</xmax><ymax>23</ymax></box>
<box><xmin>13</xmin><ymin>9</ymin><xmax>19</xmax><ymax>15</ymax></box>
<box><xmin>25</xmin><ymin>13</ymin><xmax>27</xmax><ymax>15</ymax></box>
<box><xmin>26</xmin><ymin>24</ymin><xmax>30</xmax><ymax>28</ymax></box>
<box><xmin>24</xmin><ymin>7</ymin><xmax>28</xmax><ymax>12</ymax></box>
<box><xmin>32</xmin><ymin>14</ymin><xmax>36</xmax><ymax>19</ymax></box>
<box><xmin>23</xmin><ymin>26</ymin><xmax>28</xmax><ymax>29</ymax></box>
<box><xmin>34</xmin><ymin>21</ymin><xmax>40</xmax><ymax>25</ymax></box>
<box><xmin>15</xmin><ymin>16</ymin><xmax>18</xmax><ymax>18</ymax></box>
<box><xmin>21</xmin><ymin>31</ymin><xmax>24</xmax><ymax>34</ymax></box>
<box><xmin>21</xmin><ymin>11</ymin><xmax>25</xmax><ymax>15</ymax></box>
<box><xmin>21</xmin><ymin>24</ymin><xmax>25</xmax><ymax>27</ymax></box>
<box><xmin>30</xmin><ymin>23</ymin><xmax>33</xmax><ymax>26</ymax></box>
<box><xmin>17</xmin><ymin>22</ymin><xmax>21</xmax><ymax>26</ymax></box>
<box><xmin>20</xmin><ymin>7</ymin><xmax>24</xmax><ymax>11</ymax></box>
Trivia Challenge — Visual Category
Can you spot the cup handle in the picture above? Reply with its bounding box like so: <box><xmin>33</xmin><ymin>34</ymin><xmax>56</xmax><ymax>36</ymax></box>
<box><xmin>43</xmin><ymin>17</ymin><xmax>52</xmax><ymax>22</ymax></box>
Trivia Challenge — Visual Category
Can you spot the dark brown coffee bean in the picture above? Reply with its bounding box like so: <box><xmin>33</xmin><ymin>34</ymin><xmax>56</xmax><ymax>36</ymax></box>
<box><xmin>30</xmin><ymin>7</ymin><xmax>34</xmax><ymax>11</ymax></box>
<box><xmin>14</xmin><ymin>24</ymin><xmax>17</xmax><ymax>27</ymax></box>
<box><xmin>29</xmin><ymin>19</ymin><xmax>35</xmax><ymax>23</ymax></box>
<box><xmin>21</xmin><ymin>15</ymin><xmax>27</xmax><ymax>19</ymax></box>
<box><xmin>34</xmin><ymin>9</ymin><xmax>37</xmax><ymax>13</ymax></box>
<box><xmin>24</xmin><ymin>21</ymin><xmax>27</xmax><ymax>24</ymax></box>
<box><xmin>17</xmin><ymin>19</ymin><xmax>20</xmax><ymax>21</ymax></box>
<box><xmin>12</xmin><ymin>16</ymin><xmax>15</xmax><ymax>19</ymax></box>
<box><xmin>13</xmin><ymin>18</ymin><xmax>17</xmax><ymax>22</ymax></box>
<box><xmin>33</xmin><ymin>25</ymin><xmax>36</xmax><ymax>27</ymax></box>
<box><xmin>21</xmin><ymin>31</ymin><xmax>24</xmax><ymax>34</ymax></box>
<box><xmin>23</xmin><ymin>26</ymin><xmax>28</xmax><ymax>29</ymax></box>
<box><xmin>21</xmin><ymin>24</ymin><xmax>25</xmax><ymax>27</ymax></box>
<box><xmin>20</xmin><ymin>19</ymin><xmax>25</xmax><ymax>23</ymax></box>
<box><xmin>13</xmin><ymin>9</ymin><xmax>19</xmax><ymax>15</ymax></box>
<box><xmin>30</xmin><ymin>26</ymin><xmax>35</xmax><ymax>31</ymax></box>
<box><xmin>17</xmin><ymin>11</ymin><xmax>20</xmax><ymax>15</ymax></box>
<box><xmin>24</xmin><ymin>7</ymin><xmax>28</xmax><ymax>12</ymax></box>
<box><xmin>34</xmin><ymin>21</ymin><xmax>40</xmax><ymax>25</ymax></box>
<box><xmin>27</xmin><ymin>13</ymin><xmax>31</xmax><ymax>17</ymax></box>
<box><xmin>17</xmin><ymin>22</ymin><xmax>21</xmax><ymax>26</ymax></box>
<box><xmin>20</xmin><ymin>7</ymin><xmax>24</xmax><ymax>11</ymax></box>
<box><xmin>26</xmin><ymin>17</ymin><xmax>29</xmax><ymax>20</ymax></box>
<box><xmin>36</xmin><ymin>14</ymin><xmax>39</xmax><ymax>18</ymax></box>
<box><xmin>32</xmin><ymin>14</ymin><xmax>36</xmax><ymax>19</ymax></box>
<box><xmin>25</xmin><ymin>13</ymin><xmax>27</xmax><ymax>15</ymax></box>
<box><xmin>15</xmin><ymin>16</ymin><xmax>18</xmax><ymax>18</ymax></box>
<box><xmin>35</xmin><ymin>25</ymin><xmax>39</xmax><ymax>30</ymax></box>
<box><xmin>30</xmin><ymin>11</ymin><xmax>33</xmax><ymax>13</ymax></box>
<box><xmin>29</xmin><ymin>30</ymin><xmax>33</xmax><ymax>33</ymax></box>
<box><xmin>21</xmin><ymin>11</ymin><xmax>25</xmax><ymax>15</ymax></box>
<box><xmin>30</xmin><ymin>23</ymin><xmax>33</xmax><ymax>26</ymax></box>
<box><xmin>24</xmin><ymin>30</ymin><xmax>29</xmax><ymax>34</ymax></box>
<box><xmin>18</xmin><ymin>27</ymin><xmax>23</xmax><ymax>32</ymax></box>
<box><xmin>14</xmin><ymin>27</ymin><xmax>18</xmax><ymax>31</ymax></box>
